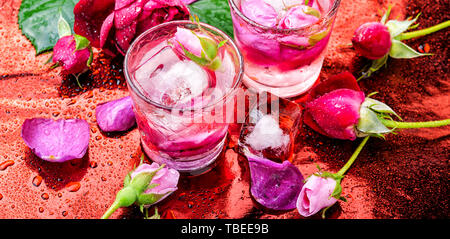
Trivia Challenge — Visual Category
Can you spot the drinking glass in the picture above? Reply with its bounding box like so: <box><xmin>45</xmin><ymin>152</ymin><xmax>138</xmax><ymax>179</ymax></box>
<box><xmin>124</xmin><ymin>21</ymin><xmax>243</xmax><ymax>175</ymax></box>
<box><xmin>228</xmin><ymin>0</ymin><xmax>341</xmax><ymax>97</ymax></box>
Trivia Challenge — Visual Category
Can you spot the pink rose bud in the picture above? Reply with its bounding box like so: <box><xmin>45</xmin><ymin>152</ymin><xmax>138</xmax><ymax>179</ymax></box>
<box><xmin>352</xmin><ymin>22</ymin><xmax>392</xmax><ymax>60</ymax></box>
<box><xmin>52</xmin><ymin>35</ymin><xmax>92</xmax><ymax>74</ymax></box>
<box><xmin>296</xmin><ymin>174</ymin><xmax>338</xmax><ymax>217</ymax></box>
<box><xmin>130</xmin><ymin>163</ymin><xmax>180</xmax><ymax>207</ymax></box>
<box><xmin>172</xmin><ymin>27</ymin><xmax>203</xmax><ymax>58</ymax></box>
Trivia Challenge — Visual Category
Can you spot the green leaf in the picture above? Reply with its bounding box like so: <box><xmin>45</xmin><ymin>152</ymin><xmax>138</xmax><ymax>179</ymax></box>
<box><xmin>389</xmin><ymin>39</ymin><xmax>432</xmax><ymax>59</ymax></box>
<box><xmin>18</xmin><ymin>0</ymin><xmax>80</xmax><ymax>54</ymax></box>
<box><xmin>386</xmin><ymin>13</ymin><xmax>420</xmax><ymax>37</ymax></box>
<box><xmin>308</xmin><ymin>28</ymin><xmax>329</xmax><ymax>46</ymax></box>
<box><xmin>74</xmin><ymin>34</ymin><xmax>90</xmax><ymax>51</ymax></box>
<box><xmin>137</xmin><ymin>193</ymin><xmax>167</xmax><ymax>206</ymax></box>
<box><xmin>57</xmin><ymin>14</ymin><xmax>71</xmax><ymax>38</ymax></box>
<box><xmin>365</xmin><ymin>98</ymin><xmax>402</xmax><ymax>120</ymax></box>
<box><xmin>302</xmin><ymin>6</ymin><xmax>321</xmax><ymax>18</ymax></box>
<box><xmin>188</xmin><ymin>0</ymin><xmax>234</xmax><ymax>38</ymax></box>
<box><xmin>198</xmin><ymin>36</ymin><xmax>218</xmax><ymax>60</ymax></box>
<box><xmin>357</xmin><ymin>100</ymin><xmax>393</xmax><ymax>136</ymax></box>
<box><xmin>380</xmin><ymin>5</ymin><xmax>392</xmax><ymax>25</ymax></box>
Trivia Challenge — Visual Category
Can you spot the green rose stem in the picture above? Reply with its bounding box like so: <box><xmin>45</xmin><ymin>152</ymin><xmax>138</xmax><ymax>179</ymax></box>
<box><xmin>101</xmin><ymin>187</ymin><xmax>137</xmax><ymax>219</ymax></box>
<box><xmin>396</xmin><ymin>20</ymin><xmax>450</xmax><ymax>41</ymax></box>
<box><xmin>336</xmin><ymin>136</ymin><xmax>370</xmax><ymax>176</ymax></box>
<box><xmin>380</xmin><ymin>118</ymin><xmax>450</xmax><ymax>129</ymax></box>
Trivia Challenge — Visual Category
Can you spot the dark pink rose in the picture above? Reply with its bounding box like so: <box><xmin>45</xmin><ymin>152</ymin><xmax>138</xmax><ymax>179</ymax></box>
<box><xmin>304</xmin><ymin>72</ymin><xmax>365</xmax><ymax>140</ymax></box>
<box><xmin>352</xmin><ymin>22</ymin><xmax>392</xmax><ymax>60</ymax></box>
<box><xmin>74</xmin><ymin>0</ymin><xmax>190</xmax><ymax>55</ymax></box>
<box><xmin>52</xmin><ymin>35</ymin><xmax>91</xmax><ymax>74</ymax></box>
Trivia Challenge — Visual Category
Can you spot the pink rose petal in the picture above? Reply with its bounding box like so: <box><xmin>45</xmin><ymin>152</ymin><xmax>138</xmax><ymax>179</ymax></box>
<box><xmin>95</xmin><ymin>96</ymin><xmax>136</xmax><ymax>132</ymax></box>
<box><xmin>21</xmin><ymin>118</ymin><xmax>90</xmax><ymax>162</ymax></box>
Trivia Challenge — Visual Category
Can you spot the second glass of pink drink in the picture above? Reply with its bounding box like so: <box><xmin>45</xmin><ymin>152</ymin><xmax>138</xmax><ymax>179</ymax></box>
<box><xmin>124</xmin><ymin>21</ymin><xmax>243</xmax><ymax>175</ymax></box>
<box><xmin>229</xmin><ymin>0</ymin><xmax>341</xmax><ymax>97</ymax></box>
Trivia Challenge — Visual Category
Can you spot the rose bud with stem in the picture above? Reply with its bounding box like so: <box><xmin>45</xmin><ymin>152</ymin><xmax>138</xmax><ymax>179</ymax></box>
<box><xmin>297</xmin><ymin>136</ymin><xmax>370</xmax><ymax>218</ymax></box>
<box><xmin>352</xmin><ymin>6</ymin><xmax>450</xmax><ymax>81</ymax></box>
<box><xmin>48</xmin><ymin>15</ymin><xmax>93</xmax><ymax>88</ymax></box>
<box><xmin>304</xmin><ymin>72</ymin><xmax>450</xmax><ymax>141</ymax></box>
<box><xmin>101</xmin><ymin>155</ymin><xmax>179</xmax><ymax>219</ymax></box>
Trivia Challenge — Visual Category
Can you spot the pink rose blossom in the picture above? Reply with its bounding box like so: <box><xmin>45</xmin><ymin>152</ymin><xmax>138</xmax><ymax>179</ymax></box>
<box><xmin>131</xmin><ymin>162</ymin><xmax>180</xmax><ymax>207</ymax></box>
<box><xmin>74</xmin><ymin>0</ymin><xmax>189</xmax><ymax>55</ymax></box>
<box><xmin>296</xmin><ymin>174</ymin><xmax>338</xmax><ymax>217</ymax></box>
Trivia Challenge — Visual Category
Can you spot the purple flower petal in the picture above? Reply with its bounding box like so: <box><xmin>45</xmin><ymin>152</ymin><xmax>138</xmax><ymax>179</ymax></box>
<box><xmin>21</xmin><ymin>118</ymin><xmax>90</xmax><ymax>162</ymax></box>
<box><xmin>131</xmin><ymin>162</ymin><xmax>180</xmax><ymax>206</ymax></box>
<box><xmin>95</xmin><ymin>96</ymin><xmax>136</xmax><ymax>132</ymax></box>
<box><xmin>248</xmin><ymin>155</ymin><xmax>304</xmax><ymax>210</ymax></box>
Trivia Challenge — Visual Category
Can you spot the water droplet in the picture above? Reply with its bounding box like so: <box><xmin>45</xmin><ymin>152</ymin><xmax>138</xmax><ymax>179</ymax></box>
<box><xmin>32</xmin><ymin>176</ymin><xmax>43</xmax><ymax>187</ymax></box>
<box><xmin>66</xmin><ymin>182</ymin><xmax>81</xmax><ymax>192</ymax></box>
<box><xmin>89</xmin><ymin>161</ymin><xmax>98</xmax><ymax>168</ymax></box>
<box><xmin>62</xmin><ymin>211</ymin><xmax>68</xmax><ymax>217</ymax></box>
<box><xmin>57</xmin><ymin>193</ymin><xmax>63</xmax><ymax>198</ymax></box>
<box><xmin>0</xmin><ymin>160</ymin><xmax>14</xmax><ymax>171</ymax></box>
<box><xmin>41</xmin><ymin>193</ymin><xmax>49</xmax><ymax>200</ymax></box>
<box><xmin>39</xmin><ymin>207</ymin><xmax>44</xmax><ymax>213</ymax></box>
<box><xmin>0</xmin><ymin>193</ymin><xmax>3</xmax><ymax>200</ymax></box>
<box><xmin>107</xmin><ymin>161</ymin><xmax>113</xmax><ymax>166</ymax></box>
<box><xmin>101</xmin><ymin>176</ymin><xmax>107</xmax><ymax>181</ymax></box>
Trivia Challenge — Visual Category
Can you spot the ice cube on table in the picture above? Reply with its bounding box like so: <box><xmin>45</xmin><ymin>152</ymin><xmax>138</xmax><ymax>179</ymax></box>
<box><xmin>239</xmin><ymin>92</ymin><xmax>302</xmax><ymax>163</ymax></box>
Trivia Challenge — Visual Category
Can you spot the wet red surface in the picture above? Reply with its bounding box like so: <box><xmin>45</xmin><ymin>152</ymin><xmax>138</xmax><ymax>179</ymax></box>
<box><xmin>0</xmin><ymin>0</ymin><xmax>448</xmax><ymax>219</ymax></box>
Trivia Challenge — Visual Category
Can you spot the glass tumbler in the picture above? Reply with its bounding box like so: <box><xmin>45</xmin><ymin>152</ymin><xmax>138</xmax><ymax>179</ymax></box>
<box><xmin>124</xmin><ymin>21</ymin><xmax>243</xmax><ymax>175</ymax></box>
<box><xmin>228</xmin><ymin>0</ymin><xmax>341</xmax><ymax>97</ymax></box>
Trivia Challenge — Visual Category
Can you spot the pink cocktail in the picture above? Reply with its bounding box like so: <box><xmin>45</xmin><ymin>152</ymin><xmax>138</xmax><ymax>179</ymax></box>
<box><xmin>229</xmin><ymin>0</ymin><xmax>341</xmax><ymax>97</ymax></box>
<box><xmin>124</xmin><ymin>21</ymin><xmax>243</xmax><ymax>175</ymax></box>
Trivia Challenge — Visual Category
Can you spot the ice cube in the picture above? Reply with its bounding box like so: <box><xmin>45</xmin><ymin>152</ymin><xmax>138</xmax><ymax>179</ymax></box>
<box><xmin>134</xmin><ymin>43</ymin><xmax>211</xmax><ymax>107</ymax></box>
<box><xmin>245</xmin><ymin>115</ymin><xmax>290</xmax><ymax>151</ymax></box>
<box><xmin>262</xmin><ymin>0</ymin><xmax>304</xmax><ymax>14</ymax></box>
<box><xmin>155</xmin><ymin>60</ymin><xmax>210</xmax><ymax>107</ymax></box>
<box><xmin>239</xmin><ymin>92</ymin><xmax>302</xmax><ymax>163</ymax></box>
<box><xmin>134</xmin><ymin>43</ymin><xmax>181</xmax><ymax>98</ymax></box>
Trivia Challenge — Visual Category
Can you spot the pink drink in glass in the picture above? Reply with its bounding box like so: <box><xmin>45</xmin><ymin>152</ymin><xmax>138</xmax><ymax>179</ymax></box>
<box><xmin>124</xmin><ymin>21</ymin><xmax>243</xmax><ymax>175</ymax></box>
<box><xmin>229</xmin><ymin>0</ymin><xmax>341</xmax><ymax>97</ymax></box>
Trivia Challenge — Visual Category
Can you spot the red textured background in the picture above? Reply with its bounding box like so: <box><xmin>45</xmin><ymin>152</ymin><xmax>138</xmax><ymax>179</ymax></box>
<box><xmin>0</xmin><ymin>0</ymin><xmax>448</xmax><ymax>219</ymax></box>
